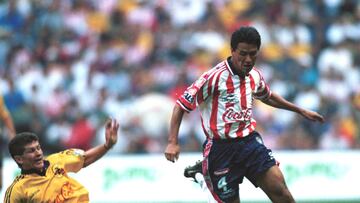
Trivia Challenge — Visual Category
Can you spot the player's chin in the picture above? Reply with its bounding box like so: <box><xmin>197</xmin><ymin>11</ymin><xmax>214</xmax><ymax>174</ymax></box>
<box><xmin>245</xmin><ymin>66</ymin><xmax>253</xmax><ymax>73</ymax></box>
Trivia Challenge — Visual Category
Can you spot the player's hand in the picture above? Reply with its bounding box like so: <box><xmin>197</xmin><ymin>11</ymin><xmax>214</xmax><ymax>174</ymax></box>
<box><xmin>164</xmin><ymin>143</ymin><xmax>180</xmax><ymax>163</ymax></box>
<box><xmin>104</xmin><ymin>118</ymin><xmax>120</xmax><ymax>149</ymax></box>
<box><xmin>301</xmin><ymin>110</ymin><xmax>325</xmax><ymax>123</ymax></box>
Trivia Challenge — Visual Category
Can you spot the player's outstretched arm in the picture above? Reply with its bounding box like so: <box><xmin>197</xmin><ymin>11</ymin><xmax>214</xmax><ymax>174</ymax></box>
<box><xmin>0</xmin><ymin>97</ymin><xmax>16</xmax><ymax>139</ymax></box>
<box><xmin>83</xmin><ymin>118</ymin><xmax>119</xmax><ymax>167</ymax></box>
<box><xmin>164</xmin><ymin>105</ymin><xmax>185</xmax><ymax>163</ymax></box>
<box><xmin>262</xmin><ymin>92</ymin><xmax>324</xmax><ymax>122</ymax></box>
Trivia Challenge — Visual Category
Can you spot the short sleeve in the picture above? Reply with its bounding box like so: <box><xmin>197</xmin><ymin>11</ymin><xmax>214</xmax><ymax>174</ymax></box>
<box><xmin>253</xmin><ymin>69</ymin><xmax>272</xmax><ymax>101</ymax></box>
<box><xmin>56</xmin><ymin>149</ymin><xmax>85</xmax><ymax>173</ymax></box>
<box><xmin>177</xmin><ymin>73</ymin><xmax>210</xmax><ymax>112</ymax></box>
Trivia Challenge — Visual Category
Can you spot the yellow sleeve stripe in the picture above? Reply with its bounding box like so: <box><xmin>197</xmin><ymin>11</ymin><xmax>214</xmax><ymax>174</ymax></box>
<box><xmin>4</xmin><ymin>175</ymin><xmax>23</xmax><ymax>203</ymax></box>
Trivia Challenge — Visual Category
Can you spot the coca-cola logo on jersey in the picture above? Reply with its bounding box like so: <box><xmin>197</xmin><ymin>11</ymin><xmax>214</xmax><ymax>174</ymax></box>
<box><xmin>222</xmin><ymin>107</ymin><xmax>252</xmax><ymax>123</ymax></box>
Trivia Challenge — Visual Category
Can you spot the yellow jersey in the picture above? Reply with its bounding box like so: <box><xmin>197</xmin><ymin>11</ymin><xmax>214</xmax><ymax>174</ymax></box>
<box><xmin>4</xmin><ymin>149</ymin><xmax>89</xmax><ymax>203</ymax></box>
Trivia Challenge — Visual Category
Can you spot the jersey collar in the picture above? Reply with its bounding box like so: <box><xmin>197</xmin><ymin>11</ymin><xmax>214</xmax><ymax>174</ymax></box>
<box><xmin>226</xmin><ymin>56</ymin><xmax>249</xmax><ymax>78</ymax></box>
<box><xmin>21</xmin><ymin>160</ymin><xmax>50</xmax><ymax>176</ymax></box>
<box><xmin>225</xmin><ymin>57</ymin><xmax>235</xmax><ymax>75</ymax></box>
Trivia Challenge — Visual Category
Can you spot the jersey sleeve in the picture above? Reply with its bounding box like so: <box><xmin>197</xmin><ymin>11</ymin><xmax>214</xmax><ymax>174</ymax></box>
<box><xmin>56</xmin><ymin>149</ymin><xmax>85</xmax><ymax>173</ymax></box>
<box><xmin>253</xmin><ymin>69</ymin><xmax>272</xmax><ymax>101</ymax></box>
<box><xmin>177</xmin><ymin>72</ymin><xmax>211</xmax><ymax>112</ymax></box>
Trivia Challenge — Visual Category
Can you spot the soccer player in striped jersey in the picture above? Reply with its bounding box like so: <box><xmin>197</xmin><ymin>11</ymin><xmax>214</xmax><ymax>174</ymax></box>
<box><xmin>3</xmin><ymin>118</ymin><xmax>119</xmax><ymax>203</ymax></box>
<box><xmin>165</xmin><ymin>26</ymin><xmax>324</xmax><ymax>203</ymax></box>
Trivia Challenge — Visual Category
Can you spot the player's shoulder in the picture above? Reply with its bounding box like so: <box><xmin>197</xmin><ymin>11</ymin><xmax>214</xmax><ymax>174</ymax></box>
<box><xmin>213</xmin><ymin>60</ymin><xmax>230</xmax><ymax>72</ymax></box>
<box><xmin>250</xmin><ymin>66</ymin><xmax>262</xmax><ymax>74</ymax></box>
<box><xmin>46</xmin><ymin>149</ymin><xmax>84</xmax><ymax>163</ymax></box>
<box><xmin>6</xmin><ymin>174</ymin><xmax>26</xmax><ymax>191</ymax></box>
<box><xmin>202</xmin><ymin>60</ymin><xmax>230</xmax><ymax>79</ymax></box>
<box><xmin>56</xmin><ymin>149</ymin><xmax>85</xmax><ymax>157</ymax></box>
<box><xmin>3</xmin><ymin>175</ymin><xmax>26</xmax><ymax>203</ymax></box>
<box><xmin>249</xmin><ymin>67</ymin><xmax>264</xmax><ymax>79</ymax></box>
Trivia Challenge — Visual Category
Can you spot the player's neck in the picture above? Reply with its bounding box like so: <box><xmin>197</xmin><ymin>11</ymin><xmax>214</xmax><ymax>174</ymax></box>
<box><xmin>228</xmin><ymin>57</ymin><xmax>246</xmax><ymax>78</ymax></box>
<box><xmin>21</xmin><ymin>160</ymin><xmax>49</xmax><ymax>176</ymax></box>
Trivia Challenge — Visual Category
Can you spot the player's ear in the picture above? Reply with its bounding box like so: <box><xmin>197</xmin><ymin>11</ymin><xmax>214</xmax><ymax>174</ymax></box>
<box><xmin>14</xmin><ymin>155</ymin><xmax>24</xmax><ymax>165</ymax></box>
<box><xmin>231</xmin><ymin>47</ymin><xmax>238</xmax><ymax>55</ymax></box>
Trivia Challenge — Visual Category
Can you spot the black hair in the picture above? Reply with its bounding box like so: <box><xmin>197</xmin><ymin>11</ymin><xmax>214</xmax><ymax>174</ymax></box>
<box><xmin>230</xmin><ymin>26</ymin><xmax>261</xmax><ymax>51</ymax></box>
<box><xmin>8</xmin><ymin>132</ymin><xmax>39</xmax><ymax>160</ymax></box>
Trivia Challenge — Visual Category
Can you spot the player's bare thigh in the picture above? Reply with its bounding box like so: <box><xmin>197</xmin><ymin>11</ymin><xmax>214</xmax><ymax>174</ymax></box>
<box><xmin>256</xmin><ymin>165</ymin><xmax>295</xmax><ymax>203</ymax></box>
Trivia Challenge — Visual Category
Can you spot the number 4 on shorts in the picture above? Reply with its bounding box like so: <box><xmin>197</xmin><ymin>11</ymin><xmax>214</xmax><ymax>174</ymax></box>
<box><xmin>217</xmin><ymin>176</ymin><xmax>228</xmax><ymax>192</ymax></box>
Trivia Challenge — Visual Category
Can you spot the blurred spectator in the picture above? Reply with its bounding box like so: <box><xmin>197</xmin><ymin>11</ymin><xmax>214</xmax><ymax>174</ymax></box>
<box><xmin>64</xmin><ymin>112</ymin><xmax>95</xmax><ymax>150</ymax></box>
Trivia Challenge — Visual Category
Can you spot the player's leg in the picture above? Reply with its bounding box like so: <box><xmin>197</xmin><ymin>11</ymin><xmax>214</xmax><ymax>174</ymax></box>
<box><xmin>203</xmin><ymin>139</ymin><xmax>246</xmax><ymax>203</ymax></box>
<box><xmin>256</xmin><ymin>165</ymin><xmax>295</xmax><ymax>203</ymax></box>
<box><xmin>243</xmin><ymin>131</ymin><xmax>294</xmax><ymax>203</ymax></box>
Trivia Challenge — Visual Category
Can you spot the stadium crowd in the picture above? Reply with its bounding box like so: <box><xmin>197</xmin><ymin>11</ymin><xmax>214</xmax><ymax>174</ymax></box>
<box><xmin>0</xmin><ymin>0</ymin><xmax>359</xmax><ymax>154</ymax></box>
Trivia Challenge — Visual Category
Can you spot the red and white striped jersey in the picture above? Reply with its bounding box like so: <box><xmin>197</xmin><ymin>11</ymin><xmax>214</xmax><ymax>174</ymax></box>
<box><xmin>177</xmin><ymin>58</ymin><xmax>272</xmax><ymax>139</ymax></box>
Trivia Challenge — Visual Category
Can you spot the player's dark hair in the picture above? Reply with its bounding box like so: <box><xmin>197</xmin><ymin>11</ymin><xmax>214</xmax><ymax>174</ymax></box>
<box><xmin>230</xmin><ymin>26</ymin><xmax>261</xmax><ymax>51</ymax></box>
<box><xmin>8</xmin><ymin>132</ymin><xmax>39</xmax><ymax>159</ymax></box>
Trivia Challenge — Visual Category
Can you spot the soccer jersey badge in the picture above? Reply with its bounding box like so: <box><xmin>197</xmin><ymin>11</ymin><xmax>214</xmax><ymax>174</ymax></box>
<box><xmin>53</xmin><ymin>164</ymin><xmax>65</xmax><ymax>177</ymax></box>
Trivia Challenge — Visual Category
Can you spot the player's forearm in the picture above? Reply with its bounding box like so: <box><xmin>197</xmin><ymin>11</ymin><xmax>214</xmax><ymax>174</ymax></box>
<box><xmin>263</xmin><ymin>92</ymin><xmax>302</xmax><ymax>113</ymax></box>
<box><xmin>83</xmin><ymin>144</ymin><xmax>110</xmax><ymax>167</ymax></box>
<box><xmin>168</xmin><ymin>105</ymin><xmax>185</xmax><ymax>144</ymax></box>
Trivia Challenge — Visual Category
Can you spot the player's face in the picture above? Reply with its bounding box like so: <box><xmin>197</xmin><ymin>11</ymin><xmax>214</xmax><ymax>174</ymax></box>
<box><xmin>17</xmin><ymin>141</ymin><xmax>44</xmax><ymax>171</ymax></box>
<box><xmin>231</xmin><ymin>42</ymin><xmax>258</xmax><ymax>77</ymax></box>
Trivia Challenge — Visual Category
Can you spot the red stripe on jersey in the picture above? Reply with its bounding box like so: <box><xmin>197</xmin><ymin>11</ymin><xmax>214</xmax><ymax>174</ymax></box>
<box><xmin>197</xmin><ymin>85</ymin><xmax>204</xmax><ymax>105</ymax></box>
<box><xmin>235</xmin><ymin>78</ymin><xmax>248</xmax><ymax>138</ymax></box>
<box><xmin>249</xmin><ymin>74</ymin><xmax>255</xmax><ymax>91</ymax></box>
<box><xmin>225</xmin><ymin>74</ymin><xmax>235</xmax><ymax>100</ymax></box>
<box><xmin>240</xmin><ymin>78</ymin><xmax>247</xmax><ymax>109</ymax></box>
<box><xmin>247</xmin><ymin>120</ymin><xmax>257</xmax><ymax>133</ymax></box>
<box><xmin>224</xmin><ymin>74</ymin><xmax>235</xmax><ymax>138</ymax></box>
<box><xmin>205</xmin><ymin>65</ymin><xmax>223</xmax><ymax>98</ymax></box>
<box><xmin>209</xmin><ymin>69</ymin><xmax>226</xmax><ymax>139</ymax></box>
<box><xmin>207</xmin><ymin>63</ymin><xmax>226</xmax><ymax>97</ymax></box>
<box><xmin>236</xmin><ymin>122</ymin><xmax>246</xmax><ymax>137</ymax></box>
